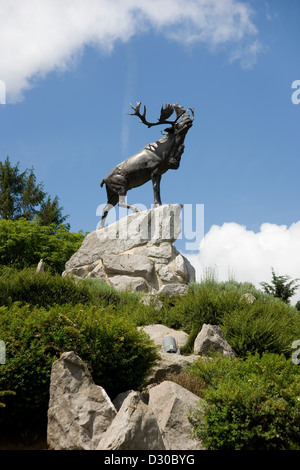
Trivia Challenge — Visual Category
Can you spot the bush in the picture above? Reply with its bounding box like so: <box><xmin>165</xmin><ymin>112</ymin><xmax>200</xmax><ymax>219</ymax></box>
<box><xmin>0</xmin><ymin>218</ymin><xmax>84</xmax><ymax>273</ymax></box>
<box><xmin>159</xmin><ymin>280</ymin><xmax>300</xmax><ymax>357</ymax></box>
<box><xmin>1</xmin><ymin>270</ymin><xmax>300</xmax><ymax>446</ymax></box>
<box><xmin>0</xmin><ymin>268</ymin><xmax>94</xmax><ymax>307</ymax></box>
<box><xmin>0</xmin><ymin>303</ymin><xmax>159</xmax><ymax>434</ymax></box>
<box><xmin>188</xmin><ymin>352</ymin><xmax>300</xmax><ymax>450</ymax></box>
<box><xmin>221</xmin><ymin>297</ymin><xmax>300</xmax><ymax>358</ymax></box>
<box><xmin>165</xmin><ymin>280</ymin><xmax>265</xmax><ymax>353</ymax></box>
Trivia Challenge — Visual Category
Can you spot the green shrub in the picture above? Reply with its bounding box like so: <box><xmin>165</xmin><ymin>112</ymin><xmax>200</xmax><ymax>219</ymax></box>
<box><xmin>80</xmin><ymin>277</ymin><xmax>143</xmax><ymax>308</ymax></box>
<box><xmin>166</xmin><ymin>281</ymin><xmax>251</xmax><ymax>353</ymax></box>
<box><xmin>188</xmin><ymin>352</ymin><xmax>300</xmax><ymax>450</ymax></box>
<box><xmin>0</xmin><ymin>268</ymin><xmax>94</xmax><ymax>307</ymax></box>
<box><xmin>0</xmin><ymin>218</ymin><xmax>85</xmax><ymax>273</ymax></box>
<box><xmin>0</xmin><ymin>303</ymin><xmax>159</xmax><ymax>434</ymax></box>
<box><xmin>161</xmin><ymin>280</ymin><xmax>300</xmax><ymax>357</ymax></box>
<box><xmin>221</xmin><ymin>297</ymin><xmax>300</xmax><ymax>358</ymax></box>
<box><xmin>1</xmin><ymin>271</ymin><xmax>300</xmax><ymax>444</ymax></box>
<box><xmin>0</xmin><ymin>268</ymin><xmax>150</xmax><ymax>310</ymax></box>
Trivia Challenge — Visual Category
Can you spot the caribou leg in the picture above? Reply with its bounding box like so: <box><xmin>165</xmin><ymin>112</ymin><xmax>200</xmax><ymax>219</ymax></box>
<box><xmin>118</xmin><ymin>195</ymin><xmax>141</xmax><ymax>213</ymax></box>
<box><xmin>99</xmin><ymin>190</ymin><xmax>119</xmax><ymax>228</ymax></box>
<box><xmin>151</xmin><ymin>171</ymin><xmax>162</xmax><ymax>206</ymax></box>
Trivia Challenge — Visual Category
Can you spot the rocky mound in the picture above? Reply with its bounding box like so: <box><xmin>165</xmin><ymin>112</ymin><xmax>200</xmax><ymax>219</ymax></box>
<box><xmin>63</xmin><ymin>204</ymin><xmax>195</xmax><ymax>295</ymax></box>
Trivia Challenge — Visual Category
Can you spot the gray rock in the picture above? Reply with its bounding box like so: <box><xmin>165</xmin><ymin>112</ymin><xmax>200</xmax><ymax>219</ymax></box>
<box><xmin>159</xmin><ymin>283</ymin><xmax>188</xmax><ymax>296</ymax></box>
<box><xmin>148</xmin><ymin>381</ymin><xmax>203</xmax><ymax>450</ymax></box>
<box><xmin>182</xmin><ymin>255</ymin><xmax>196</xmax><ymax>283</ymax></box>
<box><xmin>36</xmin><ymin>259</ymin><xmax>45</xmax><ymax>273</ymax></box>
<box><xmin>240</xmin><ymin>292</ymin><xmax>256</xmax><ymax>304</ymax></box>
<box><xmin>157</xmin><ymin>264</ymin><xmax>180</xmax><ymax>283</ymax></box>
<box><xmin>102</xmin><ymin>253</ymin><xmax>154</xmax><ymax>281</ymax></box>
<box><xmin>193</xmin><ymin>324</ymin><xmax>236</xmax><ymax>358</ymax></box>
<box><xmin>175</xmin><ymin>254</ymin><xmax>188</xmax><ymax>280</ymax></box>
<box><xmin>47</xmin><ymin>351</ymin><xmax>117</xmax><ymax>450</ymax></box>
<box><xmin>138</xmin><ymin>324</ymin><xmax>188</xmax><ymax>349</ymax></box>
<box><xmin>97</xmin><ymin>391</ymin><xmax>165</xmax><ymax>450</ymax></box>
<box><xmin>146</xmin><ymin>353</ymin><xmax>199</xmax><ymax>385</ymax></box>
<box><xmin>139</xmin><ymin>294</ymin><xmax>163</xmax><ymax>310</ymax></box>
<box><xmin>88</xmin><ymin>261</ymin><xmax>107</xmax><ymax>280</ymax></box>
<box><xmin>63</xmin><ymin>204</ymin><xmax>195</xmax><ymax>296</ymax></box>
<box><xmin>113</xmin><ymin>390</ymin><xmax>149</xmax><ymax>411</ymax></box>
<box><xmin>135</xmin><ymin>241</ymin><xmax>174</xmax><ymax>260</ymax></box>
<box><xmin>112</xmin><ymin>390</ymin><xmax>135</xmax><ymax>411</ymax></box>
<box><xmin>65</xmin><ymin>204</ymin><xmax>182</xmax><ymax>271</ymax></box>
<box><xmin>108</xmin><ymin>275</ymin><xmax>149</xmax><ymax>292</ymax></box>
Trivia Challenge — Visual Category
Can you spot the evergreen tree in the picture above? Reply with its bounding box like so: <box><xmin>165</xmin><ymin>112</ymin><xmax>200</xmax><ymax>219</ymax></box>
<box><xmin>0</xmin><ymin>157</ymin><xmax>28</xmax><ymax>219</ymax></box>
<box><xmin>37</xmin><ymin>195</ymin><xmax>69</xmax><ymax>229</ymax></box>
<box><xmin>260</xmin><ymin>268</ymin><xmax>300</xmax><ymax>304</ymax></box>
<box><xmin>0</xmin><ymin>156</ymin><xmax>68</xmax><ymax>227</ymax></box>
<box><xmin>18</xmin><ymin>168</ymin><xmax>45</xmax><ymax>219</ymax></box>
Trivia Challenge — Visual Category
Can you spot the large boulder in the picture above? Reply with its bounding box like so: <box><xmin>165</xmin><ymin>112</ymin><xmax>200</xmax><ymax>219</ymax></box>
<box><xmin>193</xmin><ymin>324</ymin><xmax>236</xmax><ymax>358</ymax></box>
<box><xmin>97</xmin><ymin>391</ymin><xmax>165</xmax><ymax>450</ymax></box>
<box><xmin>138</xmin><ymin>324</ymin><xmax>189</xmax><ymax>350</ymax></box>
<box><xmin>137</xmin><ymin>324</ymin><xmax>198</xmax><ymax>385</ymax></box>
<box><xmin>148</xmin><ymin>381</ymin><xmax>203</xmax><ymax>450</ymax></box>
<box><xmin>145</xmin><ymin>353</ymin><xmax>199</xmax><ymax>385</ymax></box>
<box><xmin>63</xmin><ymin>204</ymin><xmax>195</xmax><ymax>294</ymax></box>
<box><xmin>47</xmin><ymin>352</ymin><xmax>117</xmax><ymax>450</ymax></box>
<box><xmin>46</xmin><ymin>350</ymin><xmax>205</xmax><ymax>451</ymax></box>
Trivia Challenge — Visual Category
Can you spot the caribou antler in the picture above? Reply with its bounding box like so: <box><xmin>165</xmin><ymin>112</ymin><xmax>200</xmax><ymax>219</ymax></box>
<box><xmin>129</xmin><ymin>102</ymin><xmax>185</xmax><ymax>128</ymax></box>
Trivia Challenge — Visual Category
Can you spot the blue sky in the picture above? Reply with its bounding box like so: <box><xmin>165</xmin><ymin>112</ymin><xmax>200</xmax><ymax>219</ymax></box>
<box><xmin>0</xmin><ymin>0</ymin><xmax>299</xmax><ymax>300</ymax></box>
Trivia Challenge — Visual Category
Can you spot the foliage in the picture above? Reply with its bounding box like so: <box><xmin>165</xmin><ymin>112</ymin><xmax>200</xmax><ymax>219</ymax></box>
<box><xmin>0</xmin><ymin>218</ymin><xmax>84</xmax><ymax>273</ymax></box>
<box><xmin>36</xmin><ymin>195</ymin><xmax>69</xmax><ymax>229</ymax></box>
<box><xmin>0</xmin><ymin>302</ymin><xmax>159</xmax><ymax>433</ymax></box>
<box><xmin>81</xmin><ymin>277</ymin><xmax>143</xmax><ymax>308</ymax></box>
<box><xmin>0</xmin><ymin>156</ymin><xmax>67</xmax><ymax>226</ymax></box>
<box><xmin>0</xmin><ymin>268</ymin><xmax>97</xmax><ymax>307</ymax></box>
<box><xmin>1</xmin><ymin>267</ymin><xmax>300</xmax><ymax>445</ymax></box>
<box><xmin>161</xmin><ymin>280</ymin><xmax>270</xmax><ymax>353</ymax></box>
<box><xmin>0</xmin><ymin>157</ymin><xmax>43</xmax><ymax>220</ymax></box>
<box><xmin>188</xmin><ymin>352</ymin><xmax>300</xmax><ymax>450</ymax></box>
<box><xmin>0</xmin><ymin>268</ymin><xmax>148</xmax><ymax>309</ymax></box>
<box><xmin>221</xmin><ymin>297</ymin><xmax>300</xmax><ymax>358</ymax></box>
<box><xmin>260</xmin><ymin>267</ymin><xmax>300</xmax><ymax>304</ymax></box>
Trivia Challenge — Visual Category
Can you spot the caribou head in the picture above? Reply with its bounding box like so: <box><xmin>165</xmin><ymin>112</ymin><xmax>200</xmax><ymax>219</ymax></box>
<box><xmin>129</xmin><ymin>101</ymin><xmax>194</xmax><ymax>133</ymax></box>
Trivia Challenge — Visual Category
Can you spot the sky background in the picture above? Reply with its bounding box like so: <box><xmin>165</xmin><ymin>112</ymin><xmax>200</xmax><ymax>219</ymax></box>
<box><xmin>0</xmin><ymin>0</ymin><xmax>299</xmax><ymax>302</ymax></box>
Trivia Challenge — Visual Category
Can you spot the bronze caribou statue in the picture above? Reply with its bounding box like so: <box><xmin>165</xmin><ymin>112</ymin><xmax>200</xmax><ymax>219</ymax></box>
<box><xmin>99</xmin><ymin>102</ymin><xmax>194</xmax><ymax>228</ymax></box>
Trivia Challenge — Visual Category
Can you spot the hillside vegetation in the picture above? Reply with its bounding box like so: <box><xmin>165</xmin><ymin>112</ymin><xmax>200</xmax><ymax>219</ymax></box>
<box><xmin>1</xmin><ymin>268</ymin><xmax>300</xmax><ymax>449</ymax></box>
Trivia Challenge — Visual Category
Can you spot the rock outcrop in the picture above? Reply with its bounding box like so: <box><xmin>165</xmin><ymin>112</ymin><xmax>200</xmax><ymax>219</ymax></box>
<box><xmin>47</xmin><ymin>352</ymin><xmax>117</xmax><ymax>450</ymax></box>
<box><xmin>97</xmin><ymin>391</ymin><xmax>165</xmax><ymax>450</ymax></box>
<box><xmin>138</xmin><ymin>324</ymin><xmax>189</xmax><ymax>350</ymax></box>
<box><xmin>47</xmin><ymin>351</ymin><xmax>202</xmax><ymax>451</ymax></box>
<box><xmin>193</xmin><ymin>324</ymin><xmax>236</xmax><ymax>358</ymax></box>
<box><xmin>149</xmin><ymin>381</ymin><xmax>203</xmax><ymax>450</ymax></box>
<box><xmin>47</xmin><ymin>324</ymin><xmax>236</xmax><ymax>451</ymax></box>
<box><xmin>63</xmin><ymin>204</ymin><xmax>195</xmax><ymax>294</ymax></box>
<box><xmin>145</xmin><ymin>352</ymin><xmax>199</xmax><ymax>386</ymax></box>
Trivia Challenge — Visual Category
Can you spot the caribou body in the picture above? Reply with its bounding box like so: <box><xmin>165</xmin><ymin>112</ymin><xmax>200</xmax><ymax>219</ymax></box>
<box><xmin>99</xmin><ymin>102</ymin><xmax>194</xmax><ymax>227</ymax></box>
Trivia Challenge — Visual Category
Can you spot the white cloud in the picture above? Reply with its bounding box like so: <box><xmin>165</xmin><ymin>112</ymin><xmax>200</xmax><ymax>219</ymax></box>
<box><xmin>185</xmin><ymin>221</ymin><xmax>300</xmax><ymax>305</ymax></box>
<box><xmin>0</xmin><ymin>0</ymin><xmax>261</xmax><ymax>102</ymax></box>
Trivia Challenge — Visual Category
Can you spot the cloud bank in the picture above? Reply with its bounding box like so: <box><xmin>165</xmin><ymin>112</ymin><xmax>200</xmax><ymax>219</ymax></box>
<box><xmin>0</xmin><ymin>0</ymin><xmax>261</xmax><ymax>102</ymax></box>
<box><xmin>186</xmin><ymin>221</ymin><xmax>300</xmax><ymax>304</ymax></box>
